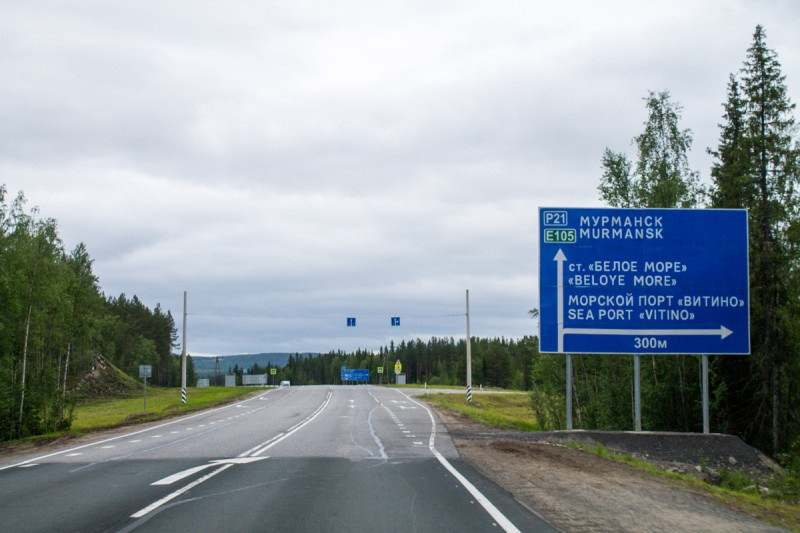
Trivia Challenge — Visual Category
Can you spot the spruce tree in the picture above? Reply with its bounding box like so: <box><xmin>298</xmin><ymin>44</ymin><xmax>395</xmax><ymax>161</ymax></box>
<box><xmin>710</xmin><ymin>25</ymin><xmax>800</xmax><ymax>454</ymax></box>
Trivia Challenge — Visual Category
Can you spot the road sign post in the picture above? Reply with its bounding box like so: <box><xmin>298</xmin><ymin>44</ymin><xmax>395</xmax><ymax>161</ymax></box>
<box><xmin>139</xmin><ymin>365</ymin><xmax>152</xmax><ymax>413</ymax></box>
<box><xmin>394</xmin><ymin>359</ymin><xmax>402</xmax><ymax>385</ymax></box>
<box><xmin>539</xmin><ymin>208</ymin><xmax>750</xmax><ymax>432</ymax></box>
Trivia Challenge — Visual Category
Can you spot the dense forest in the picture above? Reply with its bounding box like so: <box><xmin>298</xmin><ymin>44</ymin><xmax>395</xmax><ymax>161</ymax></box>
<box><xmin>1</xmin><ymin>26</ymin><xmax>797</xmax><ymax>462</ymax></box>
<box><xmin>275</xmin><ymin>336</ymin><xmax>537</xmax><ymax>390</ymax></box>
<box><xmin>0</xmin><ymin>189</ymin><xmax>188</xmax><ymax>439</ymax></box>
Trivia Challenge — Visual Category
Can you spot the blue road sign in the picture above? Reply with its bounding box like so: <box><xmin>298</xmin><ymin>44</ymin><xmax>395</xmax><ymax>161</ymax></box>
<box><xmin>346</xmin><ymin>317</ymin><xmax>356</xmax><ymax>327</ymax></box>
<box><xmin>391</xmin><ymin>317</ymin><xmax>400</xmax><ymax>326</ymax></box>
<box><xmin>539</xmin><ymin>208</ymin><xmax>750</xmax><ymax>354</ymax></box>
<box><xmin>341</xmin><ymin>368</ymin><xmax>369</xmax><ymax>381</ymax></box>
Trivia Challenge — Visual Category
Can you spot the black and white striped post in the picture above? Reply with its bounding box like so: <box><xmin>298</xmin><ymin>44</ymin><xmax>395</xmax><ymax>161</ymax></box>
<box><xmin>181</xmin><ymin>291</ymin><xmax>187</xmax><ymax>405</ymax></box>
<box><xmin>466</xmin><ymin>289</ymin><xmax>472</xmax><ymax>403</ymax></box>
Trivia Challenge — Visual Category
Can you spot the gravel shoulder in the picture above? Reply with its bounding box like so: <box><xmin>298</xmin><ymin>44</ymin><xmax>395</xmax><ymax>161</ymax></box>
<box><xmin>432</xmin><ymin>407</ymin><xmax>788</xmax><ymax>532</ymax></box>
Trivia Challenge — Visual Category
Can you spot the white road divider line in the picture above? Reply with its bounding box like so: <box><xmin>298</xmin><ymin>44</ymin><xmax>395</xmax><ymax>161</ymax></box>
<box><xmin>132</xmin><ymin>388</ymin><xmax>333</xmax><ymax>519</ymax></box>
<box><xmin>152</xmin><ymin>457</ymin><xmax>269</xmax><ymax>486</ymax></box>
<box><xmin>131</xmin><ymin>464</ymin><xmax>233</xmax><ymax>518</ymax></box>
<box><xmin>250</xmin><ymin>390</ymin><xmax>332</xmax><ymax>457</ymax></box>
<box><xmin>399</xmin><ymin>390</ymin><xmax>522</xmax><ymax>533</ymax></box>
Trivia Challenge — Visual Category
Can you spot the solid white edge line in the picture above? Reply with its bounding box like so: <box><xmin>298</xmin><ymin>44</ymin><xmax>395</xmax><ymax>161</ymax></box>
<box><xmin>130</xmin><ymin>464</ymin><xmax>233</xmax><ymax>518</ymax></box>
<box><xmin>0</xmin><ymin>389</ymin><xmax>274</xmax><ymax>472</ymax></box>
<box><xmin>399</xmin><ymin>390</ymin><xmax>521</xmax><ymax>533</ymax></box>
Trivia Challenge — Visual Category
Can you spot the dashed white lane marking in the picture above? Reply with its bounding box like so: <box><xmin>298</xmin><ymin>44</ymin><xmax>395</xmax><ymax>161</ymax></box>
<box><xmin>101</xmin><ymin>446</ymin><xmax>115</xmax><ymax>449</ymax></box>
<box><xmin>170</xmin><ymin>431</ymin><xmax>179</xmax><ymax>434</ymax></box>
<box><xmin>152</xmin><ymin>435</ymin><xmax>162</xmax><ymax>439</ymax></box>
<box><xmin>129</xmin><ymin>440</ymin><xmax>141</xmax><ymax>443</ymax></box>
<box><xmin>65</xmin><ymin>453</ymin><xmax>82</xmax><ymax>457</ymax></box>
<box><xmin>19</xmin><ymin>464</ymin><xmax>38</xmax><ymax>468</ymax></box>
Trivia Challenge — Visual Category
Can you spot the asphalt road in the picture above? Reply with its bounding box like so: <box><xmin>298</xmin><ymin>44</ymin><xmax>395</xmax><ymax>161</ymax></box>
<box><xmin>0</xmin><ymin>386</ymin><xmax>556</xmax><ymax>532</ymax></box>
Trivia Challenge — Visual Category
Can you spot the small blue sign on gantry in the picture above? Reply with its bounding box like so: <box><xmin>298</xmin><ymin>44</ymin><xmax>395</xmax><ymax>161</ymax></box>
<box><xmin>391</xmin><ymin>317</ymin><xmax>400</xmax><ymax>326</ymax></box>
<box><xmin>346</xmin><ymin>317</ymin><xmax>356</xmax><ymax>327</ymax></box>
<box><xmin>539</xmin><ymin>208</ymin><xmax>750</xmax><ymax>354</ymax></box>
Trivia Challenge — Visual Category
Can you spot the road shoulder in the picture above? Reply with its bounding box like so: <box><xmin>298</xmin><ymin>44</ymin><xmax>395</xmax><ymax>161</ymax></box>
<box><xmin>432</xmin><ymin>407</ymin><xmax>785</xmax><ymax>532</ymax></box>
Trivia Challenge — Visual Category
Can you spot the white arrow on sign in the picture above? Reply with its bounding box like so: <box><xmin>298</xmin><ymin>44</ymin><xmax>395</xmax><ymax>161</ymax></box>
<box><xmin>555</xmin><ymin>249</ymin><xmax>567</xmax><ymax>353</ymax></box>
<box><xmin>563</xmin><ymin>326</ymin><xmax>733</xmax><ymax>339</ymax></box>
<box><xmin>554</xmin><ymin>249</ymin><xmax>734</xmax><ymax>351</ymax></box>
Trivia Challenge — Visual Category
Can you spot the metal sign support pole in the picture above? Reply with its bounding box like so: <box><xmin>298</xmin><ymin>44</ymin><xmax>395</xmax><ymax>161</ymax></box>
<box><xmin>634</xmin><ymin>354</ymin><xmax>641</xmax><ymax>431</ymax></box>
<box><xmin>702</xmin><ymin>354</ymin><xmax>709</xmax><ymax>434</ymax></box>
<box><xmin>466</xmin><ymin>290</ymin><xmax>472</xmax><ymax>403</ymax></box>
<box><xmin>143</xmin><ymin>375</ymin><xmax>147</xmax><ymax>414</ymax></box>
<box><xmin>566</xmin><ymin>354</ymin><xmax>573</xmax><ymax>430</ymax></box>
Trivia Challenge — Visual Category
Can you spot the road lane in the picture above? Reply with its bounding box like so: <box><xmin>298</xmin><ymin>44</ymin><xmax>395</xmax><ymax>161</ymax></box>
<box><xmin>0</xmin><ymin>386</ymin><xmax>555</xmax><ymax>532</ymax></box>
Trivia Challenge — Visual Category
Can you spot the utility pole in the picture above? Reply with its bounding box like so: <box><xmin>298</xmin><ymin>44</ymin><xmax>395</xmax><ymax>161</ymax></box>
<box><xmin>181</xmin><ymin>291</ymin><xmax>187</xmax><ymax>404</ymax></box>
<box><xmin>466</xmin><ymin>290</ymin><xmax>472</xmax><ymax>402</ymax></box>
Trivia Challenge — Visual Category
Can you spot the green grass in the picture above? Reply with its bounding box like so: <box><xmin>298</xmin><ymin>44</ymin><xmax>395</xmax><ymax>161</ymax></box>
<box><xmin>71</xmin><ymin>386</ymin><xmax>258</xmax><ymax>432</ymax></box>
<box><xmin>423</xmin><ymin>392</ymin><xmax>538</xmax><ymax>431</ymax></box>
<box><xmin>384</xmin><ymin>384</ymin><xmax>464</xmax><ymax>390</ymax></box>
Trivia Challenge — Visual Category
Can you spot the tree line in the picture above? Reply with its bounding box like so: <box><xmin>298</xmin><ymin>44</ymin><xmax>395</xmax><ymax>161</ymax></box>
<box><xmin>598</xmin><ymin>25</ymin><xmax>799</xmax><ymax>457</ymax></box>
<box><xmin>0</xmin><ymin>188</ymin><xmax>182</xmax><ymax>439</ymax></box>
<box><xmin>275</xmin><ymin>336</ymin><xmax>538</xmax><ymax>390</ymax></box>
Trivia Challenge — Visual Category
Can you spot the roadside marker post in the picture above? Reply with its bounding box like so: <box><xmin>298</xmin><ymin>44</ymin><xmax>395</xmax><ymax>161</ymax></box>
<box><xmin>466</xmin><ymin>290</ymin><xmax>472</xmax><ymax>403</ymax></box>
<box><xmin>181</xmin><ymin>291</ymin><xmax>187</xmax><ymax>405</ymax></box>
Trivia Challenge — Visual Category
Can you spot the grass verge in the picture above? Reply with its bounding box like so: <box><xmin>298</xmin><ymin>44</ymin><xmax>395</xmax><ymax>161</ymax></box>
<box><xmin>71</xmin><ymin>386</ymin><xmax>259</xmax><ymax>431</ymax></box>
<box><xmin>423</xmin><ymin>392</ymin><xmax>537</xmax><ymax>431</ymax></box>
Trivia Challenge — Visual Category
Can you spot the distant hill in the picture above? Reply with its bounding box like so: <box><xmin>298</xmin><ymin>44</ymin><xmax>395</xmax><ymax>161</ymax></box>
<box><xmin>192</xmin><ymin>353</ymin><xmax>317</xmax><ymax>377</ymax></box>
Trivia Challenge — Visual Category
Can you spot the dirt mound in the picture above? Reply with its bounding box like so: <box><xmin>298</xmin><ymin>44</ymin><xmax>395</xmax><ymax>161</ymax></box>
<box><xmin>73</xmin><ymin>354</ymin><xmax>140</xmax><ymax>398</ymax></box>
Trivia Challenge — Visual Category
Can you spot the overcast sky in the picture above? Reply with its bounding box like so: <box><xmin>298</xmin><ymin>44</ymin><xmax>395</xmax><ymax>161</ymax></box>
<box><xmin>2</xmin><ymin>1</ymin><xmax>799</xmax><ymax>356</ymax></box>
